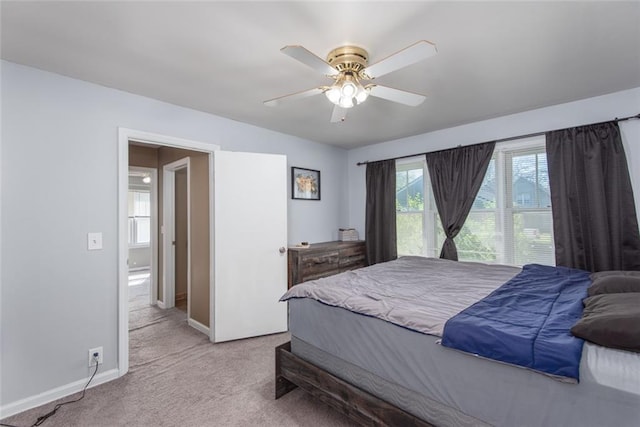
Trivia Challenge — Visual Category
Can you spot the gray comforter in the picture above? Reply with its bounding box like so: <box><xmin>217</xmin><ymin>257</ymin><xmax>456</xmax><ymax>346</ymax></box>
<box><xmin>280</xmin><ymin>256</ymin><xmax>520</xmax><ymax>337</ymax></box>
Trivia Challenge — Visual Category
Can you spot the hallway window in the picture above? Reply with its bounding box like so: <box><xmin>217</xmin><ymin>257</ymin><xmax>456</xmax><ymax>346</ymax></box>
<box><xmin>128</xmin><ymin>190</ymin><xmax>151</xmax><ymax>246</ymax></box>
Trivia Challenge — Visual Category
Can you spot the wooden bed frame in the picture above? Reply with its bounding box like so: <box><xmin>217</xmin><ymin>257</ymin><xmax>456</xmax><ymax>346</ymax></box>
<box><xmin>274</xmin><ymin>341</ymin><xmax>433</xmax><ymax>426</ymax></box>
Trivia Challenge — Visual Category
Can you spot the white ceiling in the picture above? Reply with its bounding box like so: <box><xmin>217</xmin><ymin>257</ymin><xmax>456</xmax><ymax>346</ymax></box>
<box><xmin>2</xmin><ymin>1</ymin><xmax>639</xmax><ymax>149</ymax></box>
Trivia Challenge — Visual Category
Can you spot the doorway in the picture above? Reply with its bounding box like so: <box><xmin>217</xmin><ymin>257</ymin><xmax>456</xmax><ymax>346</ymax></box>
<box><xmin>118</xmin><ymin>129</ymin><xmax>288</xmax><ymax>378</ymax></box>
<box><xmin>118</xmin><ymin>128</ymin><xmax>218</xmax><ymax>376</ymax></box>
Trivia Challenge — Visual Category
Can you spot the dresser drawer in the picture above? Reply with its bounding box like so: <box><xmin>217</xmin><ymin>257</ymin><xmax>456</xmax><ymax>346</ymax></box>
<box><xmin>339</xmin><ymin>246</ymin><xmax>366</xmax><ymax>269</ymax></box>
<box><xmin>340</xmin><ymin>245</ymin><xmax>365</xmax><ymax>258</ymax></box>
<box><xmin>288</xmin><ymin>240</ymin><xmax>366</xmax><ymax>288</ymax></box>
<box><xmin>300</xmin><ymin>251</ymin><xmax>340</xmax><ymax>274</ymax></box>
<box><xmin>339</xmin><ymin>255</ymin><xmax>366</xmax><ymax>270</ymax></box>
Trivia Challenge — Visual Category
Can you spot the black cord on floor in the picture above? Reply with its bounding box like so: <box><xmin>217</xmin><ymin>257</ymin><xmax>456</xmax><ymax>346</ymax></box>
<box><xmin>0</xmin><ymin>360</ymin><xmax>99</xmax><ymax>427</ymax></box>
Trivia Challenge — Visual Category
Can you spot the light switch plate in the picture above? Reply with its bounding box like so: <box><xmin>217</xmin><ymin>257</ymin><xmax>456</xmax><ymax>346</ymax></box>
<box><xmin>88</xmin><ymin>232</ymin><xmax>103</xmax><ymax>250</ymax></box>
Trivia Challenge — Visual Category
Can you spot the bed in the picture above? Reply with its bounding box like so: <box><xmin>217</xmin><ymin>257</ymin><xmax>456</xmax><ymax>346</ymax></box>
<box><xmin>275</xmin><ymin>256</ymin><xmax>640</xmax><ymax>427</ymax></box>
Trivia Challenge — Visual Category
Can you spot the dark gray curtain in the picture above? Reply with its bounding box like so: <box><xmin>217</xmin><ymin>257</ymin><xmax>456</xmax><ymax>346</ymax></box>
<box><xmin>365</xmin><ymin>160</ymin><xmax>397</xmax><ymax>265</ymax></box>
<box><xmin>426</xmin><ymin>142</ymin><xmax>495</xmax><ymax>261</ymax></box>
<box><xmin>546</xmin><ymin>121</ymin><xmax>640</xmax><ymax>272</ymax></box>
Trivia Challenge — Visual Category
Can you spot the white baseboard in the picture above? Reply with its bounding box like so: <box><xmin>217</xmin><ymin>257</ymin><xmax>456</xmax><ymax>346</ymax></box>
<box><xmin>188</xmin><ymin>318</ymin><xmax>210</xmax><ymax>336</ymax></box>
<box><xmin>0</xmin><ymin>368</ymin><xmax>119</xmax><ymax>420</ymax></box>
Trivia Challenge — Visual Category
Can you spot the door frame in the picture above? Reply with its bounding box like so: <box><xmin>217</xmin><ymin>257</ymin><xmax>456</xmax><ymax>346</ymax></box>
<box><xmin>161</xmin><ymin>157</ymin><xmax>191</xmax><ymax>318</ymax></box>
<box><xmin>128</xmin><ymin>166</ymin><xmax>158</xmax><ymax>306</ymax></box>
<box><xmin>118</xmin><ymin>128</ymin><xmax>218</xmax><ymax>377</ymax></box>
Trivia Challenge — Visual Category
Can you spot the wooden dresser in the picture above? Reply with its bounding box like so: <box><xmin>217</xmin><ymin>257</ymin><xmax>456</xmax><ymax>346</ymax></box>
<box><xmin>287</xmin><ymin>240</ymin><xmax>367</xmax><ymax>288</ymax></box>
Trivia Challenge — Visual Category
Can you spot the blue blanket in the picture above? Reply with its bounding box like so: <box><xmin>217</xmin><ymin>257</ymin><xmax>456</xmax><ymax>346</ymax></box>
<box><xmin>441</xmin><ymin>264</ymin><xmax>590</xmax><ymax>381</ymax></box>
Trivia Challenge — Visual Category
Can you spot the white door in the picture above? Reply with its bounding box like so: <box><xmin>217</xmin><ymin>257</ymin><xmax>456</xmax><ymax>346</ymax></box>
<box><xmin>213</xmin><ymin>151</ymin><xmax>288</xmax><ymax>342</ymax></box>
<box><xmin>162</xmin><ymin>157</ymin><xmax>191</xmax><ymax>312</ymax></box>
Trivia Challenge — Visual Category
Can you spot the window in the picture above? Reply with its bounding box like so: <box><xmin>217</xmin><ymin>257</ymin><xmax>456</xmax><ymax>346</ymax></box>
<box><xmin>128</xmin><ymin>190</ymin><xmax>151</xmax><ymax>246</ymax></box>
<box><xmin>506</xmin><ymin>147</ymin><xmax>554</xmax><ymax>265</ymax></box>
<box><xmin>456</xmin><ymin>159</ymin><xmax>498</xmax><ymax>262</ymax></box>
<box><xmin>396</xmin><ymin>136</ymin><xmax>555</xmax><ymax>266</ymax></box>
<box><xmin>396</xmin><ymin>158</ymin><xmax>444</xmax><ymax>257</ymax></box>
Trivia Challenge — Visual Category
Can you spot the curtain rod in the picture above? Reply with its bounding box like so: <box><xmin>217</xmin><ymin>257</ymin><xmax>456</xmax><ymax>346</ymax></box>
<box><xmin>356</xmin><ymin>113</ymin><xmax>640</xmax><ymax>166</ymax></box>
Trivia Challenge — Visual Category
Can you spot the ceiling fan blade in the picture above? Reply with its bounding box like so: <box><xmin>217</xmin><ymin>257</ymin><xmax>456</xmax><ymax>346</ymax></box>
<box><xmin>368</xmin><ymin>85</ymin><xmax>426</xmax><ymax>107</ymax></box>
<box><xmin>281</xmin><ymin>45</ymin><xmax>338</xmax><ymax>76</ymax></box>
<box><xmin>363</xmin><ymin>40</ymin><xmax>437</xmax><ymax>79</ymax></box>
<box><xmin>264</xmin><ymin>87</ymin><xmax>324</xmax><ymax>107</ymax></box>
<box><xmin>330</xmin><ymin>105</ymin><xmax>348</xmax><ymax>123</ymax></box>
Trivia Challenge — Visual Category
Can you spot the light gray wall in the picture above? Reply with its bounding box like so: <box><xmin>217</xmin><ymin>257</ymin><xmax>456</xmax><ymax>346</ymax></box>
<box><xmin>347</xmin><ymin>87</ymin><xmax>640</xmax><ymax>237</ymax></box>
<box><xmin>0</xmin><ymin>60</ymin><xmax>347</xmax><ymax>408</ymax></box>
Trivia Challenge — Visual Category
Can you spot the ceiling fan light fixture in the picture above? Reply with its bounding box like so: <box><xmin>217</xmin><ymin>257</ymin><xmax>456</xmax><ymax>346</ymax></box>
<box><xmin>355</xmin><ymin>85</ymin><xmax>369</xmax><ymax>104</ymax></box>
<box><xmin>341</xmin><ymin>82</ymin><xmax>357</xmax><ymax>98</ymax></box>
<box><xmin>325</xmin><ymin>72</ymin><xmax>366</xmax><ymax>109</ymax></box>
<box><xmin>269</xmin><ymin>41</ymin><xmax>437</xmax><ymax>121</ymax></box>
<box><xmin>338</xmin><ymin>95</ymin><xmax>354</xmax><ymax>109</ymax></box>
<box><xmin>340</xmin><ymin>73</ymin><xmax>358</xmax><ymax>97</ymax></box>
<box><xmin>325</xmin><ymin>86</ymin><xmax>341</xmax><ymax>104</ymax></box>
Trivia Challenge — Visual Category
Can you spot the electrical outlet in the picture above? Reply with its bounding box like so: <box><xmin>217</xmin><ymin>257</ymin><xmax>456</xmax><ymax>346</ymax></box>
<box><xmin>88</xmin><ymin>347</ymin><xmax>103</xmax><ymax>367</ymax></box>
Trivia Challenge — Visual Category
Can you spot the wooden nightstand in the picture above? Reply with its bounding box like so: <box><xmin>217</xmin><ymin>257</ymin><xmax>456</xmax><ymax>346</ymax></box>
<box><xmin>287</xmin><ymin>240</ymin><xmax>366</xmax><ymax>288</ymax></box>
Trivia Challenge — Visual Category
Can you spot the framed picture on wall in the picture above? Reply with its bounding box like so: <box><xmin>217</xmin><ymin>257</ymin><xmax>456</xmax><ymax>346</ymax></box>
<box><xmin>291</xmin><ymin>167</ymin><xmax>321</xmax><ymax>200</ymax></box>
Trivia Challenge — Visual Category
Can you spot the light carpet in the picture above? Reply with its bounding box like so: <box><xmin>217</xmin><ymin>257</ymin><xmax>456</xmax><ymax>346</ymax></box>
<box><xmin>3</xmin><ymin>298</ymin><xmax>353</xmax><ymax>426</ymax></box>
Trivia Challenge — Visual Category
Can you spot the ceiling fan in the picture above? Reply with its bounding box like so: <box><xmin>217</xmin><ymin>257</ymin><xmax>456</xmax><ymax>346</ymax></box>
<box><xmin>264</xmin><ymin>40</ymin><xmax>437</xmax><ymax>122</ymax></box>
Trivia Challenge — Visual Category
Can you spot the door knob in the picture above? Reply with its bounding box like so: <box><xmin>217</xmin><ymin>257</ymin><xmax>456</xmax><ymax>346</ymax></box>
<box><xmin>279</xmin><ymin>247</ymin><xmax>286</xmax><ymax>254</ymax></box>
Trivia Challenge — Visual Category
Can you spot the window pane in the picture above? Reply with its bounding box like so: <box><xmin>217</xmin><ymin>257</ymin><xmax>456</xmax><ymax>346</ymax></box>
<box><xmin>407</xmin><ymin>169</ymin><xmax>422</xmax><ymax>185</ymax></box>
<box><xmin>432</xmin><ymin>213</ymin><xmax>446</xmax><ymax>258</ymax></box>
<box><xmin>512</xmin><ymin>153</ymin><xmax>551</xmax><ymax>208</ymax></box>
<box><xmin>396</xmin><ymin>168</ymin><xmax>423</xmax><ymax>212</ymax></box>
<box><xmin>396</xmin><ymin>169</ymin><xmax>408</xmax><ymax>187</ymax></box>
<box><xmin>397</xmin><ymin>212</ymin><xmax>424</xmax><ymax>255</ymax></box>
<box><xmin>397</xmin><ymin>160</ymin><xmax>428</xmax><ymax>256</ymax></box>
<box><xmin>473</xmin><ymin>159</ymin><xmax>496</xmax><ymax>209</ymax></box>
<box><xmin>512</xmin><ymin>211</ymin><xmax>554</xmax><ymax>266</ymax></box>
<box><xmin>135</xmin><ymin>217</ymin><xmax>151</xmax><ymax>244</ymax></box>
<box><xmin>134</xmin><ymin>191</ymin><xmax>151</xmax><ymax>216</ymax></box>
<box><xmin>457</xmin><ymin>211</ymin><xmax>497</xmax><ymax>262</ymax></box>
<box><xmin>456</xmin><ymin>159</ymin><xmax>497</xmax><ymax>262</ymax></box>
<box><xmin>536</xmin><ymin>153</ymin><xmax>551</xmax><ymax>208</ymax></box>
<box><xmin>396</xmin><ymin>170</ymin><xmax>408</xmax><ymax>211</ymax></box>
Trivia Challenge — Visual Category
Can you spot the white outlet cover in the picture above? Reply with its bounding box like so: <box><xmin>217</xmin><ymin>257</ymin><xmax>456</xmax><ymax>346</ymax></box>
<box><xmin>88</xmin><ymin>232</ymin><xmax>103</xmax><ymax>250</ymax></box>
<box><xmin>88</xmin><ymin>346</ymin><xmax>103</xmax><ymax>366</ymax></box>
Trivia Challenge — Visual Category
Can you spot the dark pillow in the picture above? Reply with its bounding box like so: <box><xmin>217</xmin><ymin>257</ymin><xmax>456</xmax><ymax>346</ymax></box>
<box><xmin>571</xmin><ymin>293</ymin><xmax>640</xmax><ymax>353</ymax></box>
<box><xmin>590</xmin><ymin>270</ymin><xmax>640</xmax><ymax>280</ymax></box>
<box><xmin>588</xmin><ymin>275</ymin><xmax>640</xmax><ymax>296</ymax></box>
